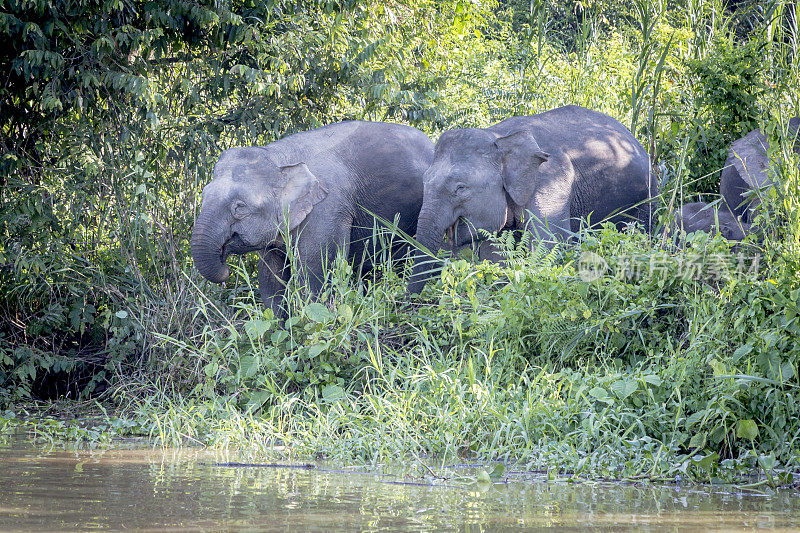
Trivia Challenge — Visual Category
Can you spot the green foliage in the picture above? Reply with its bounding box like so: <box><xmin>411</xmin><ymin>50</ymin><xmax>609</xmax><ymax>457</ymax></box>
<box><xmin>685</xmin><ymin>38</ymin><xmax>767</xmax><ymax>192</ymax></box>
<box><xmin>90</xmin><ymin>222</ymin><xmax>799</xmax><ymax>482</ymax></box>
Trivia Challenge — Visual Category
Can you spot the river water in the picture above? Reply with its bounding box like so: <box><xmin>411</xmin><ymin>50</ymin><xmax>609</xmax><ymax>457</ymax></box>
<box><xmin>0</xmin><ymin>439</ymin><xmax>798</xmax><ymax>531</ymax></box>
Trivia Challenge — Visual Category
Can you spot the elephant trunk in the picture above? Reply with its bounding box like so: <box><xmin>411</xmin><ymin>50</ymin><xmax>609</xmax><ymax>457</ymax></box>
<box><xmin>407</xmin><ymin>204</ymin><xmax>451</xmax><ymax>294</ymax></box>
<box><xmin>191</xmin><ymin>210</ymin><xmax>231</xmax><ymax>284</ymax></box>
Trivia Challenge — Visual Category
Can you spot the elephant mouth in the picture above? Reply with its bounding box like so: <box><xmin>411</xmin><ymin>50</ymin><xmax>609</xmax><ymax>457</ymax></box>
<box><xmin>220</xmin><ymin>234</ymin><xmax>237</xmax><ymax>262</ymax></box>
<box><xmin>220</xmin><ymin>233</ymin><xmax>260</xmax><ymax>261</ymax></box>
<box><xmin>446</xmin><ymin>221</ymin><xmax>456</xmax><ymax>246</ymax></box>
<box><xmin>445</xmin><ymin>218</ymin><xmax>480</xmax><ymax>248</ymax></box>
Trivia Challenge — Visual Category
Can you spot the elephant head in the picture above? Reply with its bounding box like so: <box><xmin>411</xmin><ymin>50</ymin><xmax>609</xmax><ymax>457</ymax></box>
<box><xmin>675</xmin><ymin>202</ymin><xmax>750</xmax><ymax>242</ymax></box>
<box><xmin>191</xmin><ymin>148</ymin><xmax>327</xmax><ymax>283</ymax></box>
<box><xmin>721</xmin><ymin>117</ymin><xmax>800</xmax><ymax>222</ymax></box>
<box><xmin>407</xmin><ymin>128</ymin><xmax>550</xmax><ymax>293</ymax></box>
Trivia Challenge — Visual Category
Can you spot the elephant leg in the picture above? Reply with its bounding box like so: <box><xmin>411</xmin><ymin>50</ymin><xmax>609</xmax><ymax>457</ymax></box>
<box><xmin>296</xmin><ymin>217</ymin><xmax>353</xmax><ymax>294</ymax></box>
<box><xmin>258</xmin><ymin>248</ymin><xmax>289</xmax><ymax>318</ymax></box>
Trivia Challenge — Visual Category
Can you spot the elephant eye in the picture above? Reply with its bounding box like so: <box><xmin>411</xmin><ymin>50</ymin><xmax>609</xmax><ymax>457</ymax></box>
<box><xmin>231</xmin><ymin>200</ymin><xmax>250</xmax><ymax>220</ymax></box>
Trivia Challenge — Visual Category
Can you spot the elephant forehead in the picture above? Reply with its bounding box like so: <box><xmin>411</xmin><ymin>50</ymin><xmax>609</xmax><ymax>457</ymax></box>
<box><xmin>216</xmin><ymin>147</ymin><xmax>265</xmax><ymax>170</ymax></box>
<box><xmin>436</xmin><ymin>128</ymin><xmax>496</xmax><ymax>154</ymax></box>
<box><xmin>221</xmin><ymin>162</ymin><xmax>265</xmax><ymax>183</ymax></box>
<box><xmin>426</xmin><ymin>155</ymin><xmax>497</xmax><ymax>187</ymax></box>
<box><xmin>424</xmin><ymin>158</ymin><xmax>456</xmax><ymax>188</ymax></box>
<box><xmin>203</xmin><ymin>169</ymin><xmax>276</xmax><ymax>207</ymax></box>
<box><xmin>430</xmin><ymin>133</ymin><xmax>499</xmax><ymax>180</ymax></box>
<box><xmin>214</xmin><ymin>147</ymin><xmax>281</xmax><ymax>181</ymax></box>
<box><xmin>211</xmin><ymin>153</ymin><xmax>283</xmax><ymax>202</ymax></box>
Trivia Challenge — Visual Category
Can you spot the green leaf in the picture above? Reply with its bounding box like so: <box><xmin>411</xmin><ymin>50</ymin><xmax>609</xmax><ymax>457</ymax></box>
<box><xmin>245</xmin><ymin>319</ymin><xmax>271</xmax><ymax>340</ymax></box>
<box><xmin>758</xmin><ymin>453</ymin><xmax>776</xmax><ymax>471</ymax></box>
<box><xmin>686</xmin><ymin>409</ymin><xmax>708</xmax><ymax>429</ymax></box>
<box><xmin>304</xmin><ymin>303</ymin><xmax>333</xmax><ymax>323</ymax></box>
<box><xmin>338</xmin><ymin>303</ymin><xmax>354</xmax><ymax>323</ymax></box>
<box><xmin>245</xmin><ymin>391</ymin><xmax>271</xmax><ymax>414</ymax></box>
<box><xmin>576</xmin><ymin>282</ymin><xmax>589</xmax><ymax>298</ymax></box>
<box><xmin>489</xmin><ymin>463</ymin><xmax>505</xmax><ymax>480</ymax></box>
<box><xmin>691</xmin><ymin>452</ymin><xmax>718</xmax><ymax>470</ymax></box>
<box><xmin>203</xmin><ymin>361</ymin><xmax>218</xmax><ymax>378</ymax></box>
<box><xmin>711</xmin><ymin>425</ymin><xmax>727</xmax><ymax>444</ymax></box>
<box><xmin>114</xmin><ymin>310</ymin><xmax>128</xmax><ymax>319</ymax></box>
<box><xmin>239</xmin><ymin>356</ymin><xmax>258</xmax><ymax>378</ymax></box>
<box><xmin>308</xmin><ymin>343</ymin><xmax>327</xmax><ymax>358</ymax></box>
<box><xmin>736</xmin><ymin>419</ymin><xmax>759</xmax><ymax>441</ymax></box>
<box><xmin>588</xmin><ymin>386</ymin><xmax>609</xmax><ymax>399</ymax></box>
<box><xmin>642</xmin><ymin>374</ymin><xmax>662</xmax><ymax>387</ymax></box>
<box><xmin>321</xmin><ymin>384</ymin><xmax>345</xmax><ymax>402</ymax></box>
<box><xmin>732</xmin><ymin>343</ymin><xmax>753</xmax><ymax>359</ymax></box>
<box><xmin>611</xmin><ymin>379</ymin><xmax>637</xmax><ymax>400</ymax></box>
<box><xmin>689</xmin><ymin>432</ymin><xmax>707</xmax><ymax>449</ymax></box>
<box><xmin>476</xmin><ymin>469</ymin><xmax>491</xmax><ymax>483</ymax></box>
<box><xmin>779</xmin><ymin>360</ymin><xmax>796</xmax><ymax>381</ymax></box>
<box><xmin>271</xmin><ymin>330</ymin><xmax>288</xmax><ymax>345</ymax></box>
<box><xmin>588</xmin><ymin>386</ymin><xmax>614</xmax><ymax>404</ymax></box>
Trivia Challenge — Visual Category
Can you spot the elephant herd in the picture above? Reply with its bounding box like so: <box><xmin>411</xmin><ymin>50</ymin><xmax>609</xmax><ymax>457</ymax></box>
<box><xmin>191</xmin><ymin>105</ymin><xmax>799</xmax><ymax>315</ymax></box>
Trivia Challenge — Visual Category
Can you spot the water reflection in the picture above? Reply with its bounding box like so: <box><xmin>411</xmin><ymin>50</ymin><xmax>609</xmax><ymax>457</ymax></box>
<box><xmin>0</xmin><ymin>440</ymin><xmax>797</xmax><ymax>531</ymax></box>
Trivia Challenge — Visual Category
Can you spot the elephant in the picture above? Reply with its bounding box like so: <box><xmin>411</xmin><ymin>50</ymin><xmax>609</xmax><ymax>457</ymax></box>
<box><xmin>407</xmin><ymin>105</ymin><xmax>655</xmax><ymax>294</ymax></box>
<box><xmin>673</xmin><ymin>202</ymin><xmax>751</xmax><ymax>241</ymax></box>
<box><xmin>191</xmin><ymin>121</ymin><xmax>434</xmax><ymax>315</ymax></box>
<box><xmin>720</xmin><ymin>117</ymin><xmax>799</xmax><ymax>223</ymax></box>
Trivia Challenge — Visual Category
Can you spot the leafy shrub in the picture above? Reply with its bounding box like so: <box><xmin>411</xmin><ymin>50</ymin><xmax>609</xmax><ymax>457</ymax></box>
<box><xmin>684</xmin><ymin>38</ymin><xmax>767</xmax><ymax>193</ymax></box>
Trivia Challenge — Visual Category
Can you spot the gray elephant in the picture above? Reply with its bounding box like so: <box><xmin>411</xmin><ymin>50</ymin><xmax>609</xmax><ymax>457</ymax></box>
<box><xmin>673</xmin><ymin>202</ymin><xmax>750</xmax><ymax>241</ymax></box>
<box><xmin>408</xmin><ymin>105</ymin><xmax>655</xmax><ymax>293</ymax></box>
<box><xmin>191</xmin><ymin>121</ymin><xmax>433</xmax><ymax>315</ymax></box>
<box><xmin>720</xmin><ymin>117</ymin><xmax>799</xmax><ymax>223</ymax></box>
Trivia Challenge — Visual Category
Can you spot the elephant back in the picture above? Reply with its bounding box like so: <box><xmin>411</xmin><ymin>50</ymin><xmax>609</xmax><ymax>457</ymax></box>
<box><xmin>491</xmin><ymin>106</ymin><xmax>653</xmax><ymax>232</ymax></box>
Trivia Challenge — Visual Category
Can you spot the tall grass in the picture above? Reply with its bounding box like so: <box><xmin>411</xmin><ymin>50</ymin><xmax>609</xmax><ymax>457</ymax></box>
<box><xmin>86</xmin><ymin>214</ymin><xmax>795</xmax><ymax>485</ymax></box>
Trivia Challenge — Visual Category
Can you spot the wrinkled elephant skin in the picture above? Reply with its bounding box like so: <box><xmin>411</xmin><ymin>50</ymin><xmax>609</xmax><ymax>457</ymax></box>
<box><xmin>674</xmin><ymin>202</ymin><xmax>750</xmax><ymax>241</ymax></box>
<box><xmin>192</xmin><ymin>121</ymin><xmax>434</xmax><ymax>316</ymax></box>
<box><xmin>720</xmin><ymin>117</ymin><xmax>800</xmax><ymax>223</ymax></box>
<box><xmin>408</xmin><ymin>105</ymin><xmax>655</xmax><ymax>294</ymax></box>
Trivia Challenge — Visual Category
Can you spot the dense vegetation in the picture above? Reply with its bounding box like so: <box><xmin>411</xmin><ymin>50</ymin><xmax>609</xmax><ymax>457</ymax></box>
<box><xmin>2</xmin><ymin>0</ymin><xmax>800</xmax><ymax>483</ymax></box>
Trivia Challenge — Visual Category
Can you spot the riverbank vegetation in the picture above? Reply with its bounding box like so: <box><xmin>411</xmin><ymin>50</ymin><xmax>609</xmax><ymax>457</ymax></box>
<box><xmin>2</xmin><ymin>0</ymin><xmax>800</xmax><ymax>484</ymax></box>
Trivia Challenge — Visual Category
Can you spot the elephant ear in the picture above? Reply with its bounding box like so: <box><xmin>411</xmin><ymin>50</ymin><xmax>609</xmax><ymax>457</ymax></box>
<box><xmin>277</xmin><ymin>162</ymin><xmax>328</xmax><ymax>231</ymax></box>
<box><xmin>494</xmin><ymin>130</ymin><xmax>551</xmax><ymax>207</ymax></box>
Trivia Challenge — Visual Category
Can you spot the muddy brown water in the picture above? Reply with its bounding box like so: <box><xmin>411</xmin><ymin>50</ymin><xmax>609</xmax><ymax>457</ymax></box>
<box><xmin>0</xmin><ymin>439</ymin><xmax>798</xmax><ymax>531</ymax></box>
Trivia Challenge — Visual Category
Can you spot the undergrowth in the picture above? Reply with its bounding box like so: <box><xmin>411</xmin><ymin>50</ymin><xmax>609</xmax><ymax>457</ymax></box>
<box><xmin>8</xmin><ymin>215</ymin><xmax>799</xmax><ymax>485</ymax></box>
